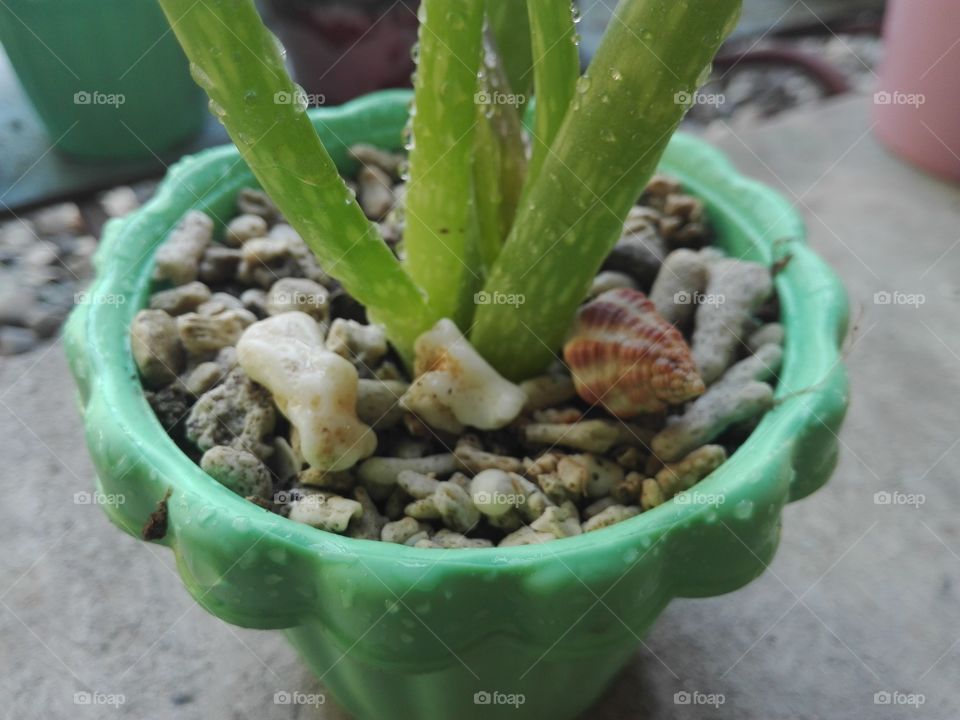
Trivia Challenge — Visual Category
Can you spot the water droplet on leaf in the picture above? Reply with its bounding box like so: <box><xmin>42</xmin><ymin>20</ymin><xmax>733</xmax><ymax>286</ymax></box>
<box><xmin>189</xmin><ymin>62</ymin><xmax>213</xmax><ymax>89</ymax></box>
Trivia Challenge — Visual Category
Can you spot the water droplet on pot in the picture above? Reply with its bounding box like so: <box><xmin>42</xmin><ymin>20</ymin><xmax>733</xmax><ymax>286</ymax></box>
<box><xmin>197</xmin><ymin>505</ymin><xmax>216</xmax><ymax>526</ymax></box>
<box><xmin>231</xmin><ymin>516</ymin><xmax>249</xmax><ymax>531</ymax></box>
<box><xmin>734</xmin><ymin>500</ymin><xmax>754</xmax><ymax>519</ymax></box>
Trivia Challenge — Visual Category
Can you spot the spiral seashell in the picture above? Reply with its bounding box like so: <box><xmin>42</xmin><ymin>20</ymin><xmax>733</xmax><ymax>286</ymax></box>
<box><xmin>563</xmin><ymin>289</ymin><xmax>705</xmax><ymax>418</ymax></box>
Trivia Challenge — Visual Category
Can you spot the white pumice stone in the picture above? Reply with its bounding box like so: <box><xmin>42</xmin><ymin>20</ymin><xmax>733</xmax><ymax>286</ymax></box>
<box><xmin>691</xmin><ymin>258</ymin><xmax>773</xmax><ymax>383</ymax></box>
<box><xmin>582</xmin><ymin>504</ymin><xmax>640</xmax><ymax>532</ymax></box>
<box><xmin>224</xmin><ymin>213</ymin><xmax>268</xmax><ymax>247</ymax></box>
<box><xmin>200</xmin><ymin>445</ymin><xmax>272</xmax><ymax>499</ymax></box>
<box><xmin>266</xmin><ymin>277</ymin><xmax>329</xmax><ymax>321</ymax></box>
<box><xmin>356</xmin><ymin>454</ymin><xmax>459</xmax><ymax>495</ymax></box>
<box><xmin>130</xmin><ymin>309</ymin><xmax>183</xmax><ymax>388</ymax></box>
<box><xmin>355</xmin><ymin>379</ymin><xmax>409</xmax><ymax>429</ymax></box>
<box><xmin>287</xmin><ymin>492</ymin><xmax>362</xmax><ymax>533</ymax></box>
<box><xmin>153</xmin><ymin>211</ymin><xmax>213</xmax><ymax>285</ymax></box>
<box><xmin>530</xmin><ymin>502</ymin><xmax>582</xmax><ymax>538</ymax></box>
<box><xmin>326</xmin><ymin>318</ymin><xmax>388</xmax><ymax>368</ymax></box>
<box><xmin>433</xmin><ymin>482</ymin><xmax>481</xmax><ymax>533</ymax></box>
<box><xmin>397</xmin><ymin>470</ymin><xmax>440</xmax><ymax>499</ymax></box>
<box><xmin>400</xmin><ymin>319</ymin><xmax>527</xmax><ymax>433</ymax></box>
<box><xmin>380</xmin><ymin>516</ymin><xmax>425</xmax><ymax>544</ymax></box>
<box><xmin>237</xmin><ymin>312</ymin><xmax>376</xmax><ymax>471</ymax></box>
<box><xmin>470</xmin><ymin>469</ymin><xmax>518</xmax><ymax>518</ymax></box>
<box><xmin>149</xmin><ymin>281</ymin><xmax>211</xmax><ymax>316</ymax></box>
<box><xmin>177</xmin><ymin>309</ymin><xmax>256</xmax><ymax>355</ymax></box>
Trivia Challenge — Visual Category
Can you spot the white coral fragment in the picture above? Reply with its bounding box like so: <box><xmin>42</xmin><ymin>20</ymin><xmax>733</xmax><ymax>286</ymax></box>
<box><xmin>400</xmin><ymin>319</ymin><xmax>527</xmax><ymax>433</ymax></box>
<box><xmin>236</xmin><ymin>312</ymin><xmax>376</xmax><ymax>471</ymax></box>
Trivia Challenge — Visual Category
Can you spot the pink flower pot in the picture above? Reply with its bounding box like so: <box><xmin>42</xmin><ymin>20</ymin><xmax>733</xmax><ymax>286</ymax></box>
<box><xmin>873</xmin><ymin>0</ymin><xmax>960</xmax><ymax>182</ymax></box>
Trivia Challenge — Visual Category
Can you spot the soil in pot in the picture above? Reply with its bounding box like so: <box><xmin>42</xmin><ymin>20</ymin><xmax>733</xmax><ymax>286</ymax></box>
<box><xmin>131</xmin><ymin>144</ymin><xmax>783</xmax><ymax>548</ymax></box>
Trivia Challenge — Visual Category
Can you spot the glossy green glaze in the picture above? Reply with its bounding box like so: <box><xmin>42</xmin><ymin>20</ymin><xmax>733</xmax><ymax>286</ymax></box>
<box><xmin>0</xmin><ymin>0</ymin><xmax>204</xmax><ymax>161</ymax></box>
<box><xmin>65</xmin><ymin>90</ymin><xmax>849</xmax><ymax>720</ymax></box>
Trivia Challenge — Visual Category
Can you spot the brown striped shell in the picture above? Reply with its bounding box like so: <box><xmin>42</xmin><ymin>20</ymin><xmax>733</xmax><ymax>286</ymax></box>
<box><xmin>563</xmin><ymin>289</ymin><xmax>705</xmax><ymax>418</ymax></box>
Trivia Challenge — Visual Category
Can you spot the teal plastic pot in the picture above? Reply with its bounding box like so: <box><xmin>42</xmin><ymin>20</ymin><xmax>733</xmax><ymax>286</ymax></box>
<box><xmin>64</xmin><ymin>90</ymin><xmax>849</xmax><ymax>719</ymax></box>
<box><xmin>0</xmin><ymin>0</ymin><xmax>205</xmax><ymax>161</ymax></box>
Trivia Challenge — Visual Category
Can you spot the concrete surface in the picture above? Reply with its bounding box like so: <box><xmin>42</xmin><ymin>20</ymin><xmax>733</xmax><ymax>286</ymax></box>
<box><xmin>2</xmin><ymin>93</ymin><xmax>958</xmax><ymax>719</ymax></box>
<box><xmin>0</xmin><ymin>45</ymin><xmax>229</xmax><ymax>213</ymax></box>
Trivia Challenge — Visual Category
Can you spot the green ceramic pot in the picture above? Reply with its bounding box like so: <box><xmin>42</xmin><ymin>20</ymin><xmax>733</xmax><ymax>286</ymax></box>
<box><xmin>64</xmin><ymin>90</ymin><xmax>849</xmax><ymax>719</ymax></box>
<box><xmin>0</xmin><ymin>0</ymin><xmax>205</xmax><ymax>161</ymax></box>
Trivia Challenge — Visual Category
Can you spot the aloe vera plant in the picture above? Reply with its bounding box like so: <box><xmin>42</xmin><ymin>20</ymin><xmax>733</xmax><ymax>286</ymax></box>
<box><xmin>158</xmin><ymin>0</ymin><xmax>742</xmax><ymax>377</ymax></box>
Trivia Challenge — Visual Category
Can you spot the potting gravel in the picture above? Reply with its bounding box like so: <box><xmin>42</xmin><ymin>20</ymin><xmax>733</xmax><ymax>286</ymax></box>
<box><xmin>130</xmin><ymin>145</ymin><xmax>781</xmax><ymax>548</ymax></box>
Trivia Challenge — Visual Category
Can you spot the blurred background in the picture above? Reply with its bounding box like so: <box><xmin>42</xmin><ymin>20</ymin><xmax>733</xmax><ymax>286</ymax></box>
<box><xmin>2</xmin><ymin>1</ymin><xmax>959</xmax><ymax>718</ymax></box>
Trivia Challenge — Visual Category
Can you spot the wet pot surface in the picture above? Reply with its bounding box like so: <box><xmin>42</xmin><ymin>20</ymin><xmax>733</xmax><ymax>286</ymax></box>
<box><xmin>65</xmin><ymin>90</ymin><xmax>849</xmax><ymax>720</ymax></box>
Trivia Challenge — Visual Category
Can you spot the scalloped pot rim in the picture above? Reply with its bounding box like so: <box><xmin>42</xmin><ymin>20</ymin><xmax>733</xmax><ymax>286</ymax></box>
<box><xmin>65</xmin><ymin>90</ymin><xmax>848</xmax><ymax>596</ymax></box>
